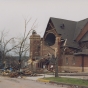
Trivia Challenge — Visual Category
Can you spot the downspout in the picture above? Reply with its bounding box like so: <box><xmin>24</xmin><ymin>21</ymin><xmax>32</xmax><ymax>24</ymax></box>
<box><xmin>82</xmin><ymin>55</ymin><xmax>84</xmax><ymax>72</ymax></box>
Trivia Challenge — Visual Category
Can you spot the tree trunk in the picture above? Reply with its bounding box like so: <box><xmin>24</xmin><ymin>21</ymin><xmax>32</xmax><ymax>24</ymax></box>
<box><xmin>55</xmin><ymin>57</ymin><xmax>59</xmax><ymax>77</ymax></box>
<box><xmin>19</xmin><ymin>54</ymin><xmax>21</xmax><ymax>71</ymax></box>
<box><xmin>55</xmin><ymin>36</ymin><xmax>61</xmax><ymax>77</ymax></box>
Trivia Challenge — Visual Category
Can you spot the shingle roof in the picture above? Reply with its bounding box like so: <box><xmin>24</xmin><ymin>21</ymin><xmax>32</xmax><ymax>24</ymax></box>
<box><xmin>44</xmin><ymin>17</ymin><xmax>88</xmax><ymax>49</ymax></box>
<box><xmin>74</xmin><ymin>18</ymin><xmax>88</xmax><ymax>42</ymax></box>
<box><xmin>50</xmin><ymin>17</ymin><xmax>79</xmax><ymax>48</ymax></box>
<box><xmin>74</xmin><ymin>49</ymin><xmax>88</xmax><ymax>55</ymax></box>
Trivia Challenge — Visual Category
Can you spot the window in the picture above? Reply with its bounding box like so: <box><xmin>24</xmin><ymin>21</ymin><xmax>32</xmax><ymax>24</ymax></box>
<box><xmin>66</xmin><ymin>57</ymin><xmax>68</xmax><ymax>64</ymax></box>
<box><xmin>73</xmin><ymin>57</ymin><xmax>75</xmax><ymax>65</ymax></box>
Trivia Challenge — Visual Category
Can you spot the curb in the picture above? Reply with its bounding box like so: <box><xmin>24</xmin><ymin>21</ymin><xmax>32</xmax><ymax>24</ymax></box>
<box><xmin>37</xmin><ymin>79</ymin><xmax>88</xmax><ymax>88</ymax></box>
<box><xmin>50</xmin><ymin>81</ymin><xmax>88</xmax><ymax>88</ymax></box>
<box><xmin>37</xmin><ymin>78</ymin><xmax>50</xmax><ymax>83</ymax></box>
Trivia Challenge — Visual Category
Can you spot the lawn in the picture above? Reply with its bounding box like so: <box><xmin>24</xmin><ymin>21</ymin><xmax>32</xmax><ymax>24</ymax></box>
<box><xmin>44</xmin><ymin>77</ymin><xmax>88</xmax><ymax>86</ymax></box>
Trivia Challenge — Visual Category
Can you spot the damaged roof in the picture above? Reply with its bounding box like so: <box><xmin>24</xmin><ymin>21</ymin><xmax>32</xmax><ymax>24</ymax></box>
<box><xmin>74</xmin><ymin>49</ymin><xmax>88</xmax><ymax>55</ymax></box>
<box><xmin>47</xmin><ymin>17</ymin><xmax>88</xmax><ymax>49</ymax></box>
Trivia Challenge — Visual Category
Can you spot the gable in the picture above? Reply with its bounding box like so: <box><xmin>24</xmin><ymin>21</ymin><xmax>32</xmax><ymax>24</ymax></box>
<box><xmin>50</xmin><ymin>17</ymin><xmax>79</xmax><ymax>48</ymax></box>
<box><xmin>43</xmin><ymin>19</ymin><xmax>58</xmax><ymax>39</ymax></box>
<box><xmin>43</xmin><ymin>17</ymin><xmax>88</xmax><ymax>49</ymax></box>
<box><xmin>74</xmin><ymin>18</ymin><xmax>88</xmax><ymax>42</ymax></box>
<box><xmin>80</xmin><ymin>32</ymin><xmax>88</xmax><ymax>41</ymax></box>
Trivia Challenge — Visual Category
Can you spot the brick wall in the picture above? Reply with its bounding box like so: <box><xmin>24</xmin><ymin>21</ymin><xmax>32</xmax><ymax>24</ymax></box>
<box><xmin>30</xmin><ymin>34</ymin><xmax>41</xmax><ymax>59</ymax></box>
<box><xmin>60</xmin><ymin>55</ymin><xmax>88</xmax><ymax>72</ymax></box>
<box><xmin>29</xmin><ymin>31</ymin><xmax>88</xmax><ymax>73</ymax></box>
<box><xmin>84</xmin><ymin>56</ymin><xmax>88</xmax><ymax>67</ymax></box>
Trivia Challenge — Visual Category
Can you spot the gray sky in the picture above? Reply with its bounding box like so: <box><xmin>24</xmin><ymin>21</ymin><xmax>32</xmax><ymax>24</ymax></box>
<box><xmin>0</xmin><ymin>0</ymin><xmax>88</xmax><ymax>38</ymax></box>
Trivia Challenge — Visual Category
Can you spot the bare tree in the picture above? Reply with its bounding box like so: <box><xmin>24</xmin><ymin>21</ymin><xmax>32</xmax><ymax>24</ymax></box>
<box><xmin>13</xmin><ymin>18</ymin><xmax>37</xmax><ymax>70</ymax></box>
<box><xmin>0</xmin><ymin>30</ymin><xmax>19</xmax><ymax>68</ymax></box>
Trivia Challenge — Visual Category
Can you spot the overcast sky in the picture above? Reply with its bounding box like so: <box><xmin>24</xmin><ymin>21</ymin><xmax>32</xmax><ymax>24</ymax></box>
<box><xmin>0</xmin><ymin>0</ymin><xmax>88</xmax><ymax>38</ymax></box>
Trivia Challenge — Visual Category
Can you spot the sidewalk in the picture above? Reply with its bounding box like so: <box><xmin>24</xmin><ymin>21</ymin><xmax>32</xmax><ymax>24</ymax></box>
<box><xmin>23</xmin><ymin>73</ymin><xmax>88</xmax><ymax>81</ymax></box>
<box><xmin>23</xmin><ymin>73</ymin><xmax>88</xmax><ymax>83</ymax></box>
<box><xmin>23</xmin><ymin>74</ymin><xmax>88</xmax><ymax>88</ymax></box>
<box><xmin>23</xmin><ymin>74</ymin><xmax>54</xmax><ymax>81</ymax></box>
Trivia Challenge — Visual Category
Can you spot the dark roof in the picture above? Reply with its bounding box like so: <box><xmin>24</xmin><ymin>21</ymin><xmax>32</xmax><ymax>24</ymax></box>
<box><xmin>50</xmin><ymin>17</ymin><xmax>79</xmax><ymax>48</ymax></box>
<box><xmin>74</xmin><ymin>18</ymin><xmax>88</xmax><ymax>42</ymax></box>
<box><xmin>43</xmin><ymin>17</ymin><xmax>88</xmax><ymax>49</ymax></box>
<box><xmin>74</xmin><ymin>49</ymin><xmax>88</xmax><ymax>55</ymax></box>
<box><xmin>81</xmin><ymin>32</ymin><xmax>88</xmax><ymax>41</ymax></box>
<box><xmin>44</xmin><ymin>17</ymin><xmax>88</xmax><ymax>49</ymax></box>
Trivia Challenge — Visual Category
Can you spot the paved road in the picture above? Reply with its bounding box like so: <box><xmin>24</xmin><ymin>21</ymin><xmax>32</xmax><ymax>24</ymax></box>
<box><xmin>0</xmin><ymin>76</ymin><xmax>67</xmax><ymax>88</ymax></box>
<box><xmin>1</xmin><ymin>73</ymin><xmax>87</xmax><ymax>88</ymax></box>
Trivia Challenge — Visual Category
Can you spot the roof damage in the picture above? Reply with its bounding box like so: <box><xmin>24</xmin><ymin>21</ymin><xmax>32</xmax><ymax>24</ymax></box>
<box><xmin>44</xmin><ymin>17</ymin><xmax>88</xmax><ymax>49</ymax></box>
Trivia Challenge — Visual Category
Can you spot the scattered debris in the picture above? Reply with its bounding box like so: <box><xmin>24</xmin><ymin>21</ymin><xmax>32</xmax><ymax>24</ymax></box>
<box><xmin>23</xmin><ymin>70</ymin><xmax>32</xmax><ymax>75</ymax></box>
<box><xmin>9</xmin><ymin>72</ymin><xmax>19</xmax><ymax>78</ymax></box>
<box><xmin>0</xmin><ymin>67</ymin><xmax>50</xmax><ymax>78</ymax></box>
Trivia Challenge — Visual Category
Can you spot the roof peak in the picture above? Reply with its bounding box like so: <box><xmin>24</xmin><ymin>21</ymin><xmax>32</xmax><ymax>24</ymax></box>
<box><xmin>50</xmin><ymin>17</ymin><xmax>88</xmax><ymax>22</ymax></box>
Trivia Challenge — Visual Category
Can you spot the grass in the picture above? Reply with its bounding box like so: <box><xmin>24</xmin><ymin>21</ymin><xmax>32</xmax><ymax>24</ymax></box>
<box><xmin>44</xmin><ymin>77</ymin><xmax>88</xmax><ymax>86</ymax></box>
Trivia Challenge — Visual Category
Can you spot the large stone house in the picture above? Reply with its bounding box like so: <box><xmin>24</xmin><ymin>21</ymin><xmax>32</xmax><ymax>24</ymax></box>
<box><xmin>29</xmin><ymin>17</ymin><xmax>88</xmax><ymax>72</ymax></box>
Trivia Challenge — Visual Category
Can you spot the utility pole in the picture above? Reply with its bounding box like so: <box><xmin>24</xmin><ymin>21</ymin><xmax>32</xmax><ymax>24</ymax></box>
<box><xmin>55</xmin><ymin>36</ymin><xmax>61</xmax><ymax>77</ymax></box>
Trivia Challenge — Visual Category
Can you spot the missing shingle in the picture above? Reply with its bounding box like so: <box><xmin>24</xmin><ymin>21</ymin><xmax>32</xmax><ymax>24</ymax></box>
<box><xmin>60</xmin><ymin>24</ymin><xmax>65</xmax><ymax>29</ymax></box>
